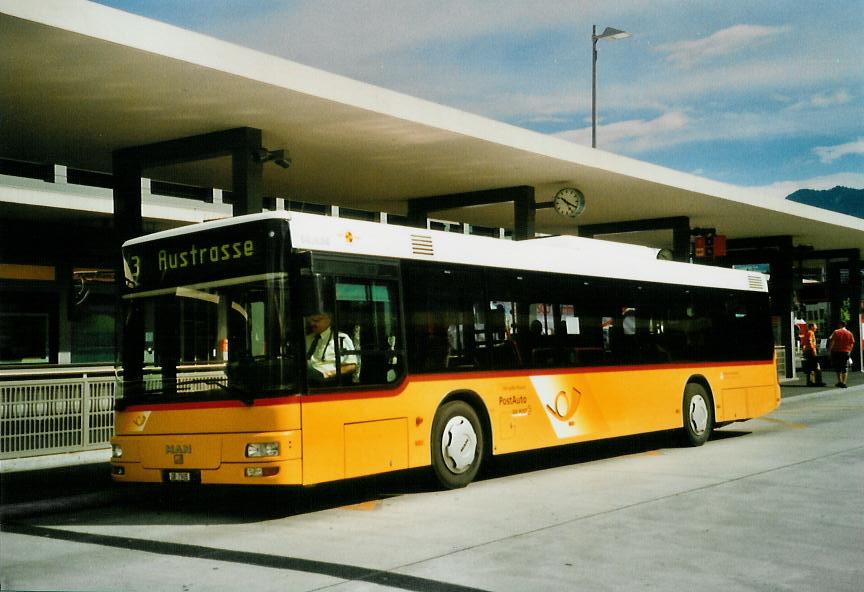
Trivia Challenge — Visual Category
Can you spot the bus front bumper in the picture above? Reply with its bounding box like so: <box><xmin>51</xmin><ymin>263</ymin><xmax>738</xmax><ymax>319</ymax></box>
<box><xmin>110</xmin><ymin>431</ymin><xmax>302</xmax><ymax>485</ymax></box>
<box><xmin>110</xmin><ymin>459</ymin><xmax>303</xmax><ymax>485</ymax></box>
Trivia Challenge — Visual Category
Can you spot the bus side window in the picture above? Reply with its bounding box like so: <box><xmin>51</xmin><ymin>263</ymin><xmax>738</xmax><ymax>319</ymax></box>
<box><xmin>404</xmin><ymin>263</ymin><xmax>486</xmax><ymax>373</ymax></box>
<box><xmin>333</xmin><ymin>279</ymin><xmax>404</xmax><ymax>386</ymax></box>
<box><xmin>558</xmin><ymin>305</ymin><xmax>605</xmax><ymax>366</ymax></box>
<box><xmin>487</xmin><ymin>300</ymin><xmax>521</xmax><ymax>369</ymax></box>
<box><xmin>523</xmin><ymin>302</ymin><xmax>555</xmax><ymax>367</ymax></box>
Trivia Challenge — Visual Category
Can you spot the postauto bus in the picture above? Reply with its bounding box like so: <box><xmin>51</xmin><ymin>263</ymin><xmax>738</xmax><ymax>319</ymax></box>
<box><xmin>111</xmin><ymin>211</ymin><xmax>779</xmax><ymax>488</ymax></box>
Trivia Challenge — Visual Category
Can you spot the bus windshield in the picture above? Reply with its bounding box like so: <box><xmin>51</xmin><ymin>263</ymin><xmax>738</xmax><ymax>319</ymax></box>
<box><xmin>121</xmin><ymin>273</ymin><xmax>296</xmax><ymax>404</ymax></box>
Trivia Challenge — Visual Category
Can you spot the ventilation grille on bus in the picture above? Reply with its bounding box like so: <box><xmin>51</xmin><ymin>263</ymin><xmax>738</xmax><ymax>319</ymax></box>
<box><xmin>411</xmin><ymin>234</ymin><xmax>434</xmax><ymax>256</ymax></box>
<box><xmin>747</xmin><ymin>274</ymin><xmax>765</xmax><ymax>290</ymax></box>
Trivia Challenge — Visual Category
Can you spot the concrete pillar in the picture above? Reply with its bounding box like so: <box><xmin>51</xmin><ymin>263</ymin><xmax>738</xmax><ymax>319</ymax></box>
<box><xmin>112</xmin><ymin>149</ymin><xmax>144</xmax><ymax>383</ymax></box>
<box><xmin>772</xmin><ymin>254</ymin><xmax>796</xmax><ymax>379</ymax></box>
<box><xmin>852</xmin><ymin>252</ymin><xmax>862</xmax><ymax>372</ymax></box>
<box><xmin>231</xmin><ymin>128</ymin><xmax>263</xmax><ymax>216</ymax></box>
<box><xmin>513</xmin><ymin>186</ymin><xmax>536</xmax><ymax>241</ymax></box>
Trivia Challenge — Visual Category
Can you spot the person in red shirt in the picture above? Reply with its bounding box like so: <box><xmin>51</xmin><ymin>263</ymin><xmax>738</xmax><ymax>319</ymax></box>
<box><xmin>828</xmin><ymin>321</ymin><xmax>855</xmax><ymax>388</ymax></box>
<box><xmin>801</xmin><ymin>323</ymin><xmax>825</xmax><ymax>386</ymax></box>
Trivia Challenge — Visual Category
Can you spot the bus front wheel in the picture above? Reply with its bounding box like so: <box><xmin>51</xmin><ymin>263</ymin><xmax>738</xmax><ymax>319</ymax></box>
<box><xmin>431</xmin><ymin>401</ymin><xmax>484</xmax><ymax>489</ymax></box>
<box><xmin>682</xmin><ymin>383</ymin><xmax>713</xmax><ymax>447</ymax></box>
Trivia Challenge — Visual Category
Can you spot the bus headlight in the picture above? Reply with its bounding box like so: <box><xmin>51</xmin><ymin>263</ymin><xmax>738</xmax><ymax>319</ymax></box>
<box><xmin>245</xmin><ymin>467</ymin><xmax>280</xmax><ymax>478</ymax></box>
<box><xmin>112</xmin><ymin>444</ymin><xmax>123</xmax><ymax>459</ymax></box>
<box><xmin>246</xmin><ymin>442</ymin><xmax>280</xmax><ymax>457</ymax></box>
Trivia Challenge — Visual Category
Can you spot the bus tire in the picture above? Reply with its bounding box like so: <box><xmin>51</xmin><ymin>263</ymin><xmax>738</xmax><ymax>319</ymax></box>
<box><xmin>431</xmin><ymin>400</ymin><xmax>484</xmax><ymax>489</ymax></box>
<box><xmin>682</xmin><ymin>383</ymin><xmax>713</xmax><ymax>447</ymax></box>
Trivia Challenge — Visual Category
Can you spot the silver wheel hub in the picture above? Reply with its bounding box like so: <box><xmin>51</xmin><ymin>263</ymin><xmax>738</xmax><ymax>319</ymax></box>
<box><xmin>441</xmin><ymin>416</ymin><xmax>477</xmax><ymax>474</ymax></box>
<box><xmin>689</xmin><ymin>395</ymin><xmax>709</xmax><ymax>435</ymax></box>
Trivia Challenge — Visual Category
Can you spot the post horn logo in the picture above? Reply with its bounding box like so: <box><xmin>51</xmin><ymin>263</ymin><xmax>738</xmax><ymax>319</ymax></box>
<box><xmin>546</xmin><ymin>387</ymin><xmax>582</xmax><ymax>422</ymax></box>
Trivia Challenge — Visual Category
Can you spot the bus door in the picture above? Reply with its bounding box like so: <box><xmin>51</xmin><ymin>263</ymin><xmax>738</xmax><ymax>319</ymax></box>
<box><xmin>297</xmin><ymin>254</ymin><xmax>407</xmax><ymax>483</ymax></box>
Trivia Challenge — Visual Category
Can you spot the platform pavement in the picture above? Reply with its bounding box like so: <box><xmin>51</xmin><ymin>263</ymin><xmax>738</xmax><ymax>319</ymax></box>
<box><xmin>2</xmin><ymin>371</ymin><xmax>862</xmax><ymax>520</ymax></box>
<box><xmin>778</xmin><ymin>365</ymin><xmax>864</xmax><ymax>398</ymax></box>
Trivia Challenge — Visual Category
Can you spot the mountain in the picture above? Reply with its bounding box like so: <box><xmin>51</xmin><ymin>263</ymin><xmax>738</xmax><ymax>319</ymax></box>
<box><xmin>786</xmin><ymin>186</ymin><xmax>864</xmax><ymax>219</ymax></box>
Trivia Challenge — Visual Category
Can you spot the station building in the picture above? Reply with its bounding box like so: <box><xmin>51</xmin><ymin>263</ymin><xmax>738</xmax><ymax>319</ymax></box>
<box><xmin>1</xmin><ymin>1</ymin><xmax>862</xmax><ymax>468</ymax></box>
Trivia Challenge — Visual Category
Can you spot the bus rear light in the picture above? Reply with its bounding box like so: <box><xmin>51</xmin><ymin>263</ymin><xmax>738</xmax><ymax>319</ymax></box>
<box><xmin>245</xmin><ymin>466</ymin><xmax>279</xmax><ymax>478</ymax></box>
<box><xmin>246</xmin><ymin>442</ymin><xmax>280</xmax><ymax>457</ymax></box>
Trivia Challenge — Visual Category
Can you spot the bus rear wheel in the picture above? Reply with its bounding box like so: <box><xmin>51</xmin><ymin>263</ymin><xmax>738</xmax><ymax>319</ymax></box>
<box><xmin>431</xmin><ymin>401</ymin><xmax>484</xmax><ymax>489</ymax></box>
<box><xmin>682</xmin><ymin>383</ymin><xmax>713</xmax><ymax>446</ymax></box>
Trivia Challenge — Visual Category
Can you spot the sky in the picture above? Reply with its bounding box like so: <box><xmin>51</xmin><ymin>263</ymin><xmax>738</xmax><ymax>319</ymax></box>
<box><xmin>94</xmin><ymin>0</ymin><xmax>864</xmax><ymax>198</ymax></box>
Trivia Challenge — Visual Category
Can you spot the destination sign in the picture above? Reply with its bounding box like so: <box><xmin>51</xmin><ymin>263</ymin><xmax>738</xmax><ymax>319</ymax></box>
<box><xmin>154</xmin><ymin>239</ymin><xmax>255</xmax><ymax>272</ymax></box>
<box><xmin>124</xmin><ymin>218</ymin><xmax>287</xmax><ymax>291</ymax></box>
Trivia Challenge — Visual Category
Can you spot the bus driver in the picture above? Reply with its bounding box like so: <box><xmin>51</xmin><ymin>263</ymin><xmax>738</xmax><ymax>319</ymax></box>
<box><xmin>305</xmin><ymin>312</ymin><xmax>358</xmax><ymax>384</ymax></box>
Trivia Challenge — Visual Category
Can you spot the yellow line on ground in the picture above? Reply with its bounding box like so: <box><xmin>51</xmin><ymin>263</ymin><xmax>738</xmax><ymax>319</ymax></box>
<box><xmin>758</xmin><ymin>417</ymin><xmax>808</xmax><ymax>429</ymax></box>
<box><xmin>340</xmin><ymin>500</ymin><xmax>382</xmax><ymax>511</ymax></box>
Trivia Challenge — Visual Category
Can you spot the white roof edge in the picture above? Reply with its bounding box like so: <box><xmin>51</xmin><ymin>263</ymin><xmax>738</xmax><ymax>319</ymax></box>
<box><xmin>286</xmin><ymin>212</ymin><xmax>768</xmax><ymax>292</ymax></box>
<box><xmin>529</xmin><ymin>235</ymin><xmax>661</xmax><ymax>260</ymax></box>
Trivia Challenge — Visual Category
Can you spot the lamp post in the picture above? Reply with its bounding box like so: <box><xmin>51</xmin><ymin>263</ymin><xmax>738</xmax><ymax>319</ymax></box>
<box><xmin>592</xmin><ymin>25</ymin><xmax>631</xmax><ymax>148</ymax></box>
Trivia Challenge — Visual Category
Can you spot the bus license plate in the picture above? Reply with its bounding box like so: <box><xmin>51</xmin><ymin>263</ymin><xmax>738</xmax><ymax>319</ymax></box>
<box><xmin>168</xmin><ymin>471</ymin><xmax>192</xmax><ymax>482</ymax></box>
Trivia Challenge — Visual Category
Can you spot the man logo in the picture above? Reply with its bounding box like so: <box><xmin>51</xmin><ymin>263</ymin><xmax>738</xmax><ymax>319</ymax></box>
<box><xmin>546</xmin><ymin>388</ymin><xmax>582</xmax><ymax>422</ymax></box>
<box><xmin>165</xmin><ymin>444</ymin><xmax>192</xmax><ymax>454</ymax></box>
<box><xmin>166</xmin><ymin>444</ymin><xmax>191</xmax><ymax>465</ymax></box>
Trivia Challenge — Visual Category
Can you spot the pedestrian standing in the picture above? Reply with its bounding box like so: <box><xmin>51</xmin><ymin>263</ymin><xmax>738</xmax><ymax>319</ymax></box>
<box><xmin>801</xmin><ymin>323</ymin><xmax>825</xmax><ymax>386</ymax></box>
<box><xmin>827</xmin><ymin>321</ymin><xmax>855</xmax><ymax>388</ymax></box>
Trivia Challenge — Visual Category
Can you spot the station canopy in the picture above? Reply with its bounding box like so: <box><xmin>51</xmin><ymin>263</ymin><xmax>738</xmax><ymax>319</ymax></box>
<box><xmin>1</xmin><ymin>1</ymin><xmax>862</xmax><ymax>251</ymax></box>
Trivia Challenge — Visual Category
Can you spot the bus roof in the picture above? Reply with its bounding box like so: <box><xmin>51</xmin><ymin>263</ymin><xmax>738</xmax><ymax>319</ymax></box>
<box><xmin>123</xmin><ymin>211</ymin><xmax>768</xmax><ymax>293</ymax></box>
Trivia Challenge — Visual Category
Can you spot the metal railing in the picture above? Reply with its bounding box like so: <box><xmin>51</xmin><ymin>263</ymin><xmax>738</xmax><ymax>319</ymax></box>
<box><xmin>0</xmin><ymin>367</ymin><xmax>226</xmax><ymax>460</ymax></box>
<box><xmin>0</xmin><ymin>370</ymin><xmax>116</xmax><ymax>459</ymax></box>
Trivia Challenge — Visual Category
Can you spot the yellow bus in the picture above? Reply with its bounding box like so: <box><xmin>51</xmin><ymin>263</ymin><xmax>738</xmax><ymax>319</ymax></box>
<box><xmin>111</xmin><ymin>211</ymin><xmax>779</xmax><ymax>488</ymax></box>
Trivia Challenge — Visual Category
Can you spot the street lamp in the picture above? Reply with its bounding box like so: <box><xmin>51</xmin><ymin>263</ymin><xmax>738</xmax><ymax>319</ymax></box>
<box><xmin>592</xmin><ymin>25</ymin><xmax>631</xmax><ymax>148</ymax></box>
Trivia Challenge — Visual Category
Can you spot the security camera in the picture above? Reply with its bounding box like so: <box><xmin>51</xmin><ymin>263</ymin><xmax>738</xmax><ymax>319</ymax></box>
<box><xmin>270</xmin><ymin>150</ymin><xmax>292</xmax><ymax>169</ymax></box>
<box><xmin>251</xmin><ymin>148</ymin><xmax>291</xmax><ymax>168</ymax></box>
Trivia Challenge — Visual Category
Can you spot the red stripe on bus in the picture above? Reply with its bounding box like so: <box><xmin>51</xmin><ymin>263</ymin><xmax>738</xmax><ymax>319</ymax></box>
<box><xmin>406</xmin><ymin>358</ymin><xmax>773</xmax><ymax>382</ymax></box>
<box><xmin>123</xmin><ymin>395</ymin><xmax>301</xmax><ymax>412</ymax></box>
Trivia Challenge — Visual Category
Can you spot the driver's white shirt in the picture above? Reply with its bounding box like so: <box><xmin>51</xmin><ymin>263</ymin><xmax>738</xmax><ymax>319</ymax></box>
<box><xmin>305</xmin><ymin>327</ymin><xmax>357</xmax><ymax>375</ymax></box>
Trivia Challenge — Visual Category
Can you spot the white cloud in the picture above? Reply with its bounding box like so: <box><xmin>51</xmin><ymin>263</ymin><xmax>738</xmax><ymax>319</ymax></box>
<box><xmin>555</xmin><ymin>108</ymin><xmax>798</xmax><ymax>154</ymax></box>
<box><xmin>746</xmin><ymin>172</ymin><xmax>864</xmax><ymax>200</ymax></box>
<box><xmin>549</xmin><ymin>103</ymin><xmax>861</xmax><ymax>158</ymax></box>
<box><xmin>656</xmin><ymin>24</ymin><xmax>792</xmax><ymax>69</ymax></box>
<box><xmin>813</xmin><ymin>138</ymin><xmax>864</xmax><ymax>164</ymax></box>
<box><xmin>806</xmin><ymin>90</ymin><xmax>852</xmax><ymax>108</ymax></box>
<box><xmin>788</xmin><ymin>89</ymin><xmax>853</xmax><ymax>111</ymax></box>
<box><xmin>554</xmin><ymin>111</ymin><xmax>690</xmax><ymax>149</ymax></box>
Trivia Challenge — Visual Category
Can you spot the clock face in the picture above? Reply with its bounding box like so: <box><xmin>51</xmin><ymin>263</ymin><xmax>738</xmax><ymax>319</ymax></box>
<box><xmin>553</xmin><ymin>188</ymin><xmax>585</xmax><ymax>218</ymax></box>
